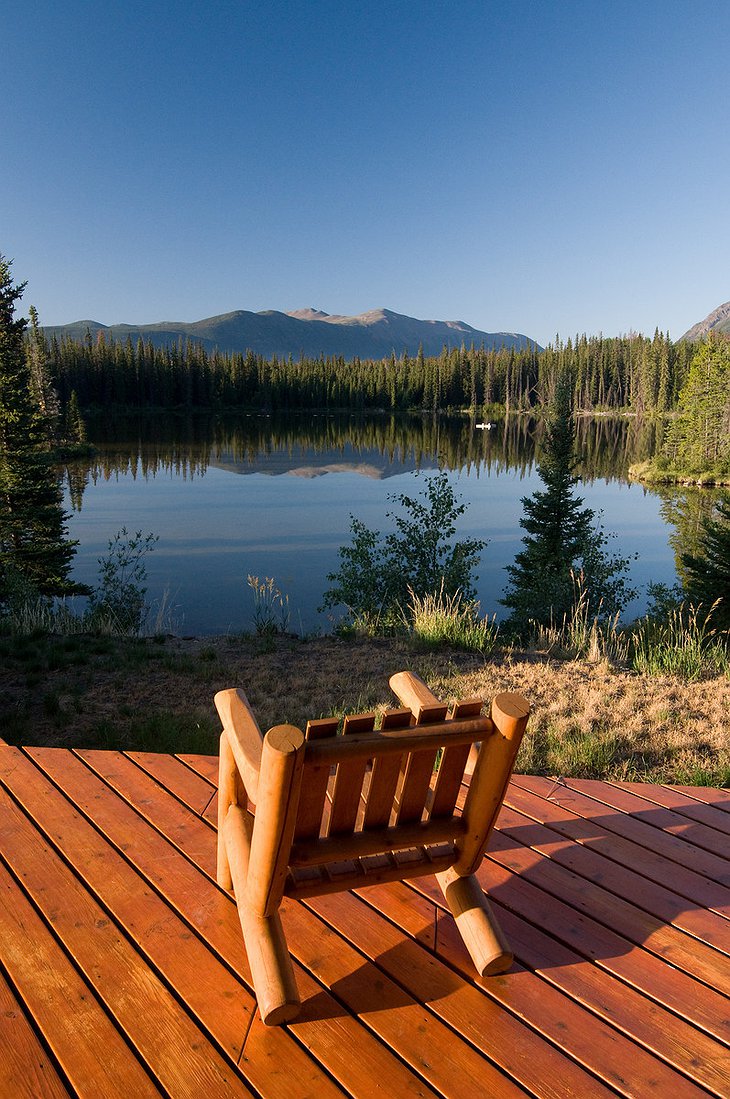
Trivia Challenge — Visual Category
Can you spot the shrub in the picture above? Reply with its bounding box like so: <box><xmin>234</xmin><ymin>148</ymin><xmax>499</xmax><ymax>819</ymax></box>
<box><xmin>87</xmin><ymin>528</ymin><xmax>158</xmax><ymax>635</ymax></box>
<box><xmin>321</xmin><ymin>472</ymin><xmax>486</xmax><ymax>631</ymax></box>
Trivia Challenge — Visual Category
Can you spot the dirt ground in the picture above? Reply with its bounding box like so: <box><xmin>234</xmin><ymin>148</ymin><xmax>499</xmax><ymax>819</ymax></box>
<box><xmin>1</xmin><ymin>633</ymin><xmax>728</xmax><ymax>785</ymax></box>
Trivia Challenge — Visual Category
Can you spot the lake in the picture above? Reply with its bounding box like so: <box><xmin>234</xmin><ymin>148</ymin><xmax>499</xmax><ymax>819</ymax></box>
<box><xmin>60</xmin><ymin>412</ymin><xmax>710</xmax><ymax>635</ymax></box>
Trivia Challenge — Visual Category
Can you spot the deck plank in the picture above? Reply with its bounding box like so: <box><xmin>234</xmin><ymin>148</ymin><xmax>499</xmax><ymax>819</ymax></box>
<box><xmin>611</xmin><ymin>780</ymin><xmax>730</xmax><ymax>836</ymax></box>
<box><xmin>506</xmin><ymin>779</ymin><xmax>730</xmax><ymax>928</ymax></box>
<box><xmin>411</xmin><ymin>878</ymin><xmax>730</xmax><ymax>1097</ymax></box>
<box><xmin>512</xmin><ymin>775</ymin><xmax>730</xmax><ymax>889</ymax></box>
<box><xmin>0</xmin><ymin>805</ymin><xmax>162</xmax><ymax>1097</ymax></box>
<box><xmin>28</xmin><ymin>747</ymin><xmax>445</xmax><ymax>1099</ymax></box>
<box><xmin>0</xmin><ymin>748</ymin><xmax>257</xmax><ymax>1062</ymax></box>
<box><xmin>496</xmin><ymin>796</ymin><xmax>730</xmax><ymax>965</ymax></box>
<box><xmin>479</xmin><ymin>837</ymin><xmax>730</xmax><ymax>1045</ymax></box>
<box><xmin>667</xmin><ymin>785</ymin><xmax>730</xmax><ymax>813</ymax></box>
<box><xmin>2</xmin><ymin>743</ymin><xmax>727</xmax><ymax>1099</ymax></box>
<box><xmin>0</xmin><ymin>770</ymin><xmax>254</xmax><ymax>1098</ymax></box>
<box><xmin>374</xmin><ymin>880</ymin><xmax>716</xmax><ymax>1098</ymax></box>
<box><xmin>556</xmin><ymin>777</ymin><xmax>730</xmax><ymax>861</ymax></box>
<box><xmin>0</xmin><ymin>967</ymin><xmax>73</xmax><ymax>1099</ymax></box>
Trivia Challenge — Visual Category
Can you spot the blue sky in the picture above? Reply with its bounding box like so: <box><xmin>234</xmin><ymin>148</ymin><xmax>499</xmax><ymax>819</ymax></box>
<box><xmin>3</xmin><ymin>0</ymin><xmax>728</xmax><ymax>346</ymax></box>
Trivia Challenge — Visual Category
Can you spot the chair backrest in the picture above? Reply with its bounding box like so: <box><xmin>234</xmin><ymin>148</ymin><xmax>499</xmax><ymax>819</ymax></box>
<box><xmin>244</xmin><ymin>690</ymin><xmax>528</xmax><ymax>918</ymax></box>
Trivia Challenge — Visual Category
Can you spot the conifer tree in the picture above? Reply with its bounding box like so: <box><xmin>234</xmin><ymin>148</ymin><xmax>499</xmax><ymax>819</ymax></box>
<box><xmin>663</xmin><ymin>337</ymin><xmax>730</xmax><ymax>474</ymax></box>
<box><xmin>0</xmin><ymin>255</ymin><xmax>77</xmax><ymax>604</ymax></box>
<box><xmin>501</xmin><ymin>371</ymin><xmax>633</xmax><ymax>634</ymax></box>
<box><xmin>681</xmin><ymin>495</ymin><xmax>730</xmax><ymax>632</ymax></box>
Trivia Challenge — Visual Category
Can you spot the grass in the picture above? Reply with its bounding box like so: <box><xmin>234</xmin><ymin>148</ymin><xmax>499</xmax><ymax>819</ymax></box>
<box><xmin>629</xmin><ymin>602</ymin><xmax>730</xmax><ymax>679</ymax></box>
<box><xmin>406</xmin><ymin>585</ymin><xmax>500</xmax><ymax>654</ymax></box>
<box><xmin>0</xmin><ymin>631</ymin><xmax>728</xmax><ymax>785</ymax></box>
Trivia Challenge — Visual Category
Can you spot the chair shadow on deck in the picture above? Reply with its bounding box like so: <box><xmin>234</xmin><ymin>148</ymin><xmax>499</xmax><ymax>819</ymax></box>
<box><xmin>461</xmin><ymin>774</ymin><xmax>730</xmax><ymax>981</ymax></box>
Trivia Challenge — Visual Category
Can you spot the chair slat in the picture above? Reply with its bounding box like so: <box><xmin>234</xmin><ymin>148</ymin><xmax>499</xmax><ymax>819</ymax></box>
<box><xmin>395</xmin><ymin>706</ymin><xmax>446</xmax><ymax>824</ymax></box>
<box><xmin>328</xmin><ymin>713</ymin><xmax>375</xmax><ymax>835</ymax></box>
<box><xmin>361</xmin><ymin>709</ymin><xmax>411</xmax><ymax>829</ymax></box>
<box><xmin>450</xmin><ymin>698</ymin><xmax>484</xmax><ymax>718</ymax></box>
<box><xmin>293</xmin><ymin>719</ymin><xmax>338</xmax><ymax>842</ymax></box>
<box><xmin>429</xmin><ymin>743</ymin><xmax>472</xmax><ymax>819</ymax></box>
<box><xmin>396</xmin><ymin>747</ymin><xmax>438</xmax><ymax>824</ymax></box>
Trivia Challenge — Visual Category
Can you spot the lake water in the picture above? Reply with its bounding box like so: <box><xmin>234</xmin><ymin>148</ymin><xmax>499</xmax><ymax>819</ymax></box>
<box><xmin>60</xmin><ymin>413</ymin><xmax>709</xmax><ymax>635</ymax></box>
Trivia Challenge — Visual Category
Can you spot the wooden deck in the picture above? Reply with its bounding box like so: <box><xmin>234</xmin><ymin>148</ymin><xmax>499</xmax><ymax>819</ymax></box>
<box><xmin>0</xmin><ymin>745</ymin><xmax>728</xmax><ymax>1098</ymax></box>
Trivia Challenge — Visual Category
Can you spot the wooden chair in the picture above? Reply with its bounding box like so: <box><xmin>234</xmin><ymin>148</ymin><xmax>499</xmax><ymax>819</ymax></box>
<box><xmin>214</xmin><ymin>671</ymin><xmax>530</xmax><ymax>1025</ymax></box>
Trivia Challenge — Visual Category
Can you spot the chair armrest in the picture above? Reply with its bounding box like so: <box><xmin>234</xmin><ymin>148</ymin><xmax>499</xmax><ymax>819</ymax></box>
<box><xmin>389</xmin><ymin>670</ymin><xmax>444</xmax><ymax>722</ymax></box>
<box><xmin>214</xmin><ymin>688</ymin><xmax>264</xmax><ymax>803</ymax></box>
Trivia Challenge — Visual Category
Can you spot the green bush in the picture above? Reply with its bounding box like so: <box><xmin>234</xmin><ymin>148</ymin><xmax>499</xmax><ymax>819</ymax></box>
<box><xmin>87</xmin><ymin>528</ymin><xmax>158</xmax><ymax>635</ymax></box>
<box><xmin>321</xmin><ymin>472</ymin><xmax>486</xmax><ymax>632</ymax></box>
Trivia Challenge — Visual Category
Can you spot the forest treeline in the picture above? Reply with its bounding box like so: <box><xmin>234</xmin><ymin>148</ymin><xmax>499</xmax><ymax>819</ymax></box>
<box><xmin>43</xmin><ymin>327</ymin><xmax>697</xmax><ymax>415</ymax></box>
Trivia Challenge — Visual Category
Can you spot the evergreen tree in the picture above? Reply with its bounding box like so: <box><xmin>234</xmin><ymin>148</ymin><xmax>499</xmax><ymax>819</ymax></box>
<box><xmin>0</xmin><ymin>256</ymin><xmax>78</xmax><ymax>604</ymax></box>
<box><xmin>501</xmin><ymin>371</ymin><xmax>633</xmax><ymax>634</ymax></box>
<box><xmin>663</xmin><ymin>338</ymin><xmax>730</xmax><ymax>474</ymax></box>
<box><xmin>681</xmin><ymin>495</ymin><xmax>730</xmax><ymax>632</ymax></box>
<box><xmin>26</xmin><ymin>304</ymin><xmax>60</xmax><ymax>435</ymax></box>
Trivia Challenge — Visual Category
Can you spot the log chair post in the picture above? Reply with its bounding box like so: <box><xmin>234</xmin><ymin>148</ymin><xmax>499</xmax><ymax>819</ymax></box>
<box><xmin>454</xmin><ymin>692</ymin><xmax>530</xmax><ymax>876</ymax></box>
<box><xmin>437</xmin><ymin>691</ymin><xmax>530</xmax><ymax>975</ymax></box>
<box><xmin>223</xmin><ymin>803</ymin><xmax>300</xmax><ymax>1025</ymax></box>
<box><xmin>217</xmin><ymin>731</ymin><xmax>242</xmax><ymax>890</ymax></box>
<box><xmin>246</xmin><ymin>724</ymin><xmax>306</xmax><ymax>918</ymax></box>
<box><xmin>435</xmin><ymin>866</ymin><xmax>513</xmax><ymax>975</ymax></box>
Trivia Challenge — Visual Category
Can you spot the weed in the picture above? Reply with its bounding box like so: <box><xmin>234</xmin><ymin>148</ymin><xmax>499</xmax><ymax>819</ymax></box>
<box><xmin>525</xmin><ymin>573</ymin><xmax>629</xmax><ymax>664</ymax></box>
<box><xmin>518</xmin><ymin>720</ymin><xmax>632</xmax><ymax>779</ymax></box>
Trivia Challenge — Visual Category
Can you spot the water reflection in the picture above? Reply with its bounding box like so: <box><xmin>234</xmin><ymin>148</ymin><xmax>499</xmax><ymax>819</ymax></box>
<box><xmin>64</xmin><ymin>411</ymin><xmax>665</xmax><ymax>508</ymax></box>
<box><xmin>58</xmin><ymin>412</ymin><xmax>686</xmax><ymax>634</ymax></box>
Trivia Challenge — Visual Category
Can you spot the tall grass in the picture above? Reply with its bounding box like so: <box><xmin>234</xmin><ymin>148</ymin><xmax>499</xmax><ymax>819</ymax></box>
<box><xmin>526</xmin><ymin>577</ymin><xmax>629</xmax><ymax>665</ymax></box>
<box><xmin>630</xmin><ymin>601</ymin><xmax>729</xmax><ymax>680</ymax></box>
<box><xmin>247</xmin><ymin>575</ymin><xmax>291</xmax><ymax>636</ymax></box>
<box><xmin>406</xmin><ymin>584</ymin><xmax>500</xmax><ymax>654</ymax></box>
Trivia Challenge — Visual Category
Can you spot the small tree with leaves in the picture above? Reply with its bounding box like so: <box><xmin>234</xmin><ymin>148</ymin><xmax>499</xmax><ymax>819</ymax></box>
<box><xmin>321</xmin><ymin>472</ymin><xmax>486</xmax><ymax>629</ymax></box>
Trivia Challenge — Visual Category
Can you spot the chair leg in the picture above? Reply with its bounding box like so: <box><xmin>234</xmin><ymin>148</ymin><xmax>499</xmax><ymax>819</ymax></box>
<box><xmin>217</xmin><ymin>732</ymin><xmax>237</xmax><ymax>890</ymax></box>
<box><xmin>240</xmin><ymin>909</ymin><xmax>301</xmax><ymax>1026</ymax></box>
<box><xmin>436</xmin><ymin>867</ymin><xmax>513</xmax><ymax>976</ymax></box>
<box><xmin>223</xmin><ymin>802</ymin><xmax>301</xmax><ymax>1024</ymax></box>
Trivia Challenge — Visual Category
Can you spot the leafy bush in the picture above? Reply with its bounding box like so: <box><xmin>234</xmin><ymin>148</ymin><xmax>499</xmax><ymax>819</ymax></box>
<box><xmin>321</xmin><ymin>472</ymin><xmax>486</xmax><ymax>631</ymax></box>
<box><xmin>87</xmin><ymin>528</ymin><xmax>158</xmax><ymax>635</ymax></box>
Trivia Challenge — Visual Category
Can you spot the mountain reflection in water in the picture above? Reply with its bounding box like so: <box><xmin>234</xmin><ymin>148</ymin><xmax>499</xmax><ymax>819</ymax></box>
<box><xmin>60</xmin><ymin>413</ymin><xmax>701</xmax><ymax>635</ymax></box>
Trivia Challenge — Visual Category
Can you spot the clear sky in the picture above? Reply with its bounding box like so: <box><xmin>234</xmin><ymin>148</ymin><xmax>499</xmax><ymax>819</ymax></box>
<box><xmin>3</xmin><ymin>0</ymin><xmax>728</xmax><ymax>346</ymax></box>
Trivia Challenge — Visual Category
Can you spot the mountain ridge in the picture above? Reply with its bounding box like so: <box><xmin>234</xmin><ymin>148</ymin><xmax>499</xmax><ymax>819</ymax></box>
<box><xmin>42</xmin><ymin>306</ymin><xmax>539</xmax><ymax>359</ymax></box>
<box><xmin>679</xmin><ymin>300</ymin><xmax>730</xmax><ymax>341</ymax></box>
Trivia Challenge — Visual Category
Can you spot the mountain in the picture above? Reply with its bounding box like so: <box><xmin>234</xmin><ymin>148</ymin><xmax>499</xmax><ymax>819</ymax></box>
<box><xmin>679</xmin><ymin>300</ymin><xmax>730</xmax><ymax>341</ymax></box>
<box><xmin>42</xmin><ymin>307</ymin><xmax>539</xmax><ymax>359</ymax></box>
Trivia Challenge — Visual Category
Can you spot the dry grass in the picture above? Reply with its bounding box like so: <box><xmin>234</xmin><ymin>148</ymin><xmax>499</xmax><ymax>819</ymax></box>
<box><xmin>1</xmin><ymin>633</ymin><xmax>728</xmax><ymax>785</ymax></box>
